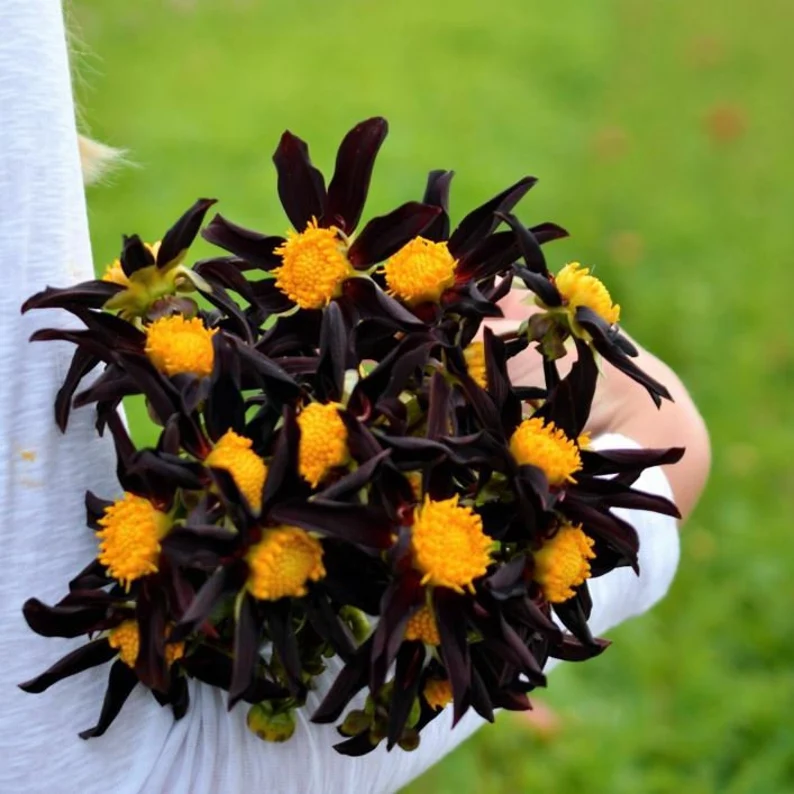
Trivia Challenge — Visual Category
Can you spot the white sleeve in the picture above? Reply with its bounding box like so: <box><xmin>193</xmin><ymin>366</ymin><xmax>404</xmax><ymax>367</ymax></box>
<box><xmin>0</xmin><ymin>5</ymin><xmax>679</xmax><ymax>792</ymax></box>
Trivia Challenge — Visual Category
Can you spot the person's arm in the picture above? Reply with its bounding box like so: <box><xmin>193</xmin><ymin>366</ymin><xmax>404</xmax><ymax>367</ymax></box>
<box><xmin>495</xmin><ymin>287</ymin><xmax>711</xmax><ymax>521</ymax></box>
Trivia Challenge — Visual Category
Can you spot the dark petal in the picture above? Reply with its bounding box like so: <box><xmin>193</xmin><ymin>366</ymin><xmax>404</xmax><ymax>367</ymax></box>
<box><xmin>529</xmin><ymin>221</ymin><xmax>569</xmax><ymax>245</ymax></box>
<box><xmin>157</xmin><ymin>198</ymin><xmax>216</xmax><ymax>268</ymax></box>
<box><xmin>580</xmin><ymin>446</ymin><xmax>685</xmax><ymax>478</ymax></box>
<box><xmin>171</xmin><ymin>561</ymin><xmax>247</xmax><ymax>641</ymax></box>
<box><xmin>21</xmin><ymin>280</ymin><xmax>123</xmax><ymax>313</ymax></box>
<box><xmin>433</xmin><ymin>589</ymin><xmax>471</xmax><ymax>725</ymax></box>
<box><xmin>497</xmin><ymin>212</ymin><xmax>549</xmax><ymax>276</ymax></box>
<box><xmin>468</xmin><ymin>666</ymin><xmax>495</xmax><ymax>723</ymax></box>
<box><xmin>19</xmin><ymin>639</ymin><xmax>116</xmax><ymax>693</ymax></box>
<box><xmin>426</xmin><ymin>371</ymin><xmax>452</xmax><ymax>441</ymax></box>
<box><xmin>456</xmin><ymin>230</ymin><xmax>518</xmax><ymax>283</ymax></box>
<box><xmin>347</xmin><ymin>331</ymin><xmax>435</xmax><ymax>420</ymax></box>
<box><xmin>551</xmin><ymin>592</ymin><xmax>597</xmax><ymax>648</ymax></box>
<box><xmin>497</xmin><ymin>614</ymin><xmax>546</xmax><ymax>684</ymax></box>
<box><xmin>341</xmin><ymin>277</ymin><xmax>425</xmax><ymax>329</ymax></box>
<box><xmin>261</xmin><ymin>407</ymin><xmax>303</xmax><ymax>512</ymax></box>
<box><xmin>205</xmin><ymin>334</ymin><xmax>246</xmax><ymax>441</ymax></box>
<box><xmin>305</xmin><ymin>590</ymin><xmax>356</xmax><ymax>662</ymax></box>
<box><xmin>269</xmin><ymin>500</ymin><xmax>393</xmax><ymax>549</ymax></box>
<box><xmin>333</xmin><ymin>732</ymin><xmax>378</xmax><ymax>757</ymax></box>
<box><xmin>229</xmin><ymin>594</ymin><xmax>262</xmax><ymax>708</ymax></box>
<box><xmin>320</xmin><ymin>541</ymin><xmax>390</xmax><ymax>615</ymax></box>
<box><xmin>312</xmin><ymin>637</ymin><xmax>374</xmax><ymax>723</ymax></box>
<box><xmin>386</xmin><ymin>642</ymin><xmax>426</xmax><ymax>749</ymax></box>
<box><xmin>421</xmin><ymin>170</ymin><xmax>454</xmax><ymax>241</ymax></box>
<box><xmin>347</xmin><ymin>202</ymin><xmax>441</xmax><ymax>268</ymax></box>
<box><xmin>574</xmin><ymin>307</ymin><xmax>671</xmax><ymax>406</ymax></box>
<box><xmin>135</xmin><ymin>581</ymin><xmax>168</xmax><ymax>693</ymax></box>
<box><xmin>120</xmin><ymin>234</ymin><xmax>156</xmax><ymax>277</ymax></box>
<box><xmin>448</xmin><ymin>177</ymin><xmax>536</xmax><ymax>257</ymax></box>
<box><xmin>513</xmin><ymin>264</ymin><xmax>561</xmax><ymax>306</ymax></box>
<box><xmin>485</xmin><ymin>555</ymin><xmax>528</xmax><ymax>600</ymax></box>
<box><xmin>273</xmin><ymin>130</ymin><xmax>327</xmax><ymax>231</ymax></box>
<box><xmin>79</xmin><ymin>661</ymin><xmax>139</xmax><ymax>739</ymax></box>
<box><xmin>201</xmin><ymin>214</ymin><xmax>284</xmax><ymax>270</ymax></box>
<box><xmin>551</xmin><ymin>634</ymin><xmax>611</xmax><ymax>662</ymax></box>
<box><xmin>169</xmin><ymin>674</ymin><xmax>190</xmax><ymax>720</ymax></box>
<box><xmin>53</xmin><ymin>348</ymin><xmax>100</xmax><ymax>431</ymax></box>
<box><xmin>574</xmin><ymin>477</ymin><xmax>682</xmax><ymax>519</ymax></box>
<box><xmin>441</xmin><ymin>281</ymin><xmax>502</xmax><ymax>318</ymax></box>
<box><xmin>315</xmin><ymin>450</ymin><xmax>391</xmax><ymax>501</ymax></box>
<box><xmin>249</xmin><ymin>278</ymin><xmax>296</xmax><ymax>315</ymax></box>
<box><xmin>324</xmin><ymin>117</ymin><xmax>388</xmax><ymax>233</ymax></box>
<box><xmin>370</xmin><ymin>576</ymin><xmax>423</xmax><ymax>692</ymax></box>
<box><xmin>561</xmin><ymin>497</ymin><xmax>640</xmax><ymax>572</ymax></box>
<box><xmin>485</xmin><ymin>272</ymin><xmax>515</xmax><ymax>304</ymax></box>
<box><xmin>193</xmin><ymin>257</ymin><xmax>263</xmax><ymax>308</ymax></box>
<box><xmin>69</xmin><ymin>559</ymin><xmax>113</xmax><ymax>591</ymax></box>
<box><xmin>257</xmin><ymin>309</ymin><xmax>323</xmax><ymax>358</ymax></box>
<box><xmin>197</xmin><ymin>282</ymin><xmax>255</xmax><ymax>345</ymax></box>
<box><xmin>316</xmin><ymin>301</ymin><xmax>347</xmax><ymax>403</ymax></box>
<box><xmin>266</xmin><ymin>599</ymin><xmax>303</xmax><ymax>694</ymax></box>
<box><xmin>231</xmin><ymin>337</ymin><xmax>300</xmax><ymax>404</ymax></box>
<box><xmin>72</xmin><ymin>366</ymin><xmax>139</xmax><ymax>412</ymax></box>
<box><xmin>502</xmin><ymin>595</ymin><xmax>561</xmax><ymax>636</ymax></box>
<box><xmin>22</xmin><ymin>598</ymin><xmax>112</xmax><ymax>638</ymax></box>
<box><xmin>85</xmin><ymin>490</ymin><xmax>113</xmax><ymax>529</ymax></box>
<box><xmin>371</xmin><ymin>434</ymin><xmax>451</xmax><ymax>469</ymax></box>
<box><xmin>160</xmin><ymin>527</ymin><xmax>233</xmax><ymax>570</ymax></box>
<box><xmin>537</xmin><ymin>338</ymin><xmax>598</xmax><ymax>438</ymax></box>
<box><xmin>483</xmin><ymin>326</ymin><xmax>521</xmax><ymax>428</ymax></box>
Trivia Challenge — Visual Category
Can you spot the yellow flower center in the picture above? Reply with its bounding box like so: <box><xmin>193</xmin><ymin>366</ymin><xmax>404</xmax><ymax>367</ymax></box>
<box><xmin>96</xmin><ymin>493</ymin><xmax>170</xmax><ymax>591</ymax></box>
<box><xmin>205</xmin><ymin>431</ymin><xmax>267</xmax><ymax>513</ymax></box>
<box><xmin>108</xmin><ymin>620</ymin><xmax>140</xmax><ymax>668</ymax></box>
<box><xmin>144</xmin><ymin>315</ymin><xmax>217</xmax><ymax>379</ymax></box>
<box><xmin>509</xmin><ymin>417</ymin><xmax>582</xmax><ymax>486</ymax></box>
<box><xmin>404</xmin><ymin>604</ymin><xmax>440</xmax><ymax>646</ymax></box>
<box><xmin>553</xmin><ymin>262</ymin><xmax>620</xmax><ymax>325</ymax></box>
<box><xmin>246</xmin><ymin>526</ymin><xmax>326</xmax><ymax>600</ymax></box>
<box><xmin>411</xmin><ymin>495</ymin><xmax>492</xmax><ymax>593</ymax></box>
<box><xmin>101</xmin><ymin>259</ymin><xmax>129</xmax><ymax>287</ymax></box>
<box><xmin>423</xmin><ymin>676</ymin><xmax>453</xmax><ymax>711</ymax></box>
<box><xmin>164</xmin><ymin>625</ymin><xmax>185</xmax><ymax>668</ymax></box>
<box><xmin>534</xmin><ymin>524</ymin><xmax>596</xmax><ymax>603</ymax></box>
<box><xmin>273</xmin><ymin>220</ymin><xmax>353</xmax><ymax>309</ymax></box>
<box><xmin>108</xmin><ymin>620</ymin><xmax>185</xmax><ymax>668</ymax></box>
<box><xmin>383</xmin><ymin>237</ymin><xmax>457</xmax><ymax>306</ymax></box>
<box><xmin>297</xmin><ymin>402</ymin><xmax>350</xmax><ymax>488</ymax></box>
<box><xmin>463</xmin><ymin>341</ymin><xmax>488</xmax><ymax>389</ymax></box>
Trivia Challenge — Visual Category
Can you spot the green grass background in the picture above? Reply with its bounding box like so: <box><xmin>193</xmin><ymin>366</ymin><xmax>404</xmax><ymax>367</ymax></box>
<box><xmin>72</xmin><ymin>0</ymin><xmax>794</xmax><ymax>791</ymax></box>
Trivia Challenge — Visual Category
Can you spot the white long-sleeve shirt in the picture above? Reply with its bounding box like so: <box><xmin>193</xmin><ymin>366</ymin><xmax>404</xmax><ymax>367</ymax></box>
<box><xmin>0</xmin><ymin>3</ymin><xmax>680</xmax><ymax>792</ymax></box>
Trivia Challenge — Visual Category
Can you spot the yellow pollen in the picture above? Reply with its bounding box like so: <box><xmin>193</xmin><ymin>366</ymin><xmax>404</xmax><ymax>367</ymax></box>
<box><xmin>144</xmin><ymin>315</ymin><xmax>217</xmax><ymax>379</ymax></box>
<box><xmin>423</xmin><ymin>677</ymin><xmax>453</xmax><ymax>711</ymax></box>
<box><xmin>509</xmin><ymin>417</ymin><xmax>582</xmax><ymax>487</ymax></box>
<box><xmin>383</xmin><ymin>237</ymin><xmax>457</xmax><ymax>306</ymax></box>
<box><xmin>577</xmin><ymin>431</ymin><xmax>592</xmax><ymax>450</ymax></box>
<box><xmin>108</xmin><ymin>620</ymin><xmax>140</xmax><ymax>668</ymax></box>
<box><xmin>463</xmin><ymin>341</ymin><xmax>488</xmax><ymax>389</ymax></box>
<box><xmin>246</xmin><ymin>526</ymin><xmax>326</xmax><ymax>601</ymax></box>
<box><xmin>96</xmin><ymin>493</ymin><xmax>170</xmax><ymax>590</ymax></box>
<box><xmin>205</xmin><ymin>431</ymin><xmax>267</xmax><ymax>513</ymax></box>
<box><xmin>273</xmin><ymin>220</ymin><xmax>353</xmax><ymax>309</ymax></box>
<box><xmin>406</xmin><ymin>471</ymin><xmax>423</xmax><ymax>502</ymax></box>
<box><xmin>534</xmin><ymin>524</ymin><xmax>596</xmax><ymax>603</ymax></box>
<box><xmin>554</xmin><ymin>262</ymin><xmax>620</xmax><ymax>325</ymax></box>
<box><xmin>297</xmin><ymin>402</ymin><xmax>350</xmax><ymax>488</ymax></box>
<box><xmin>101</xmin><ymin>259</ymin><xmax>129</xmax><ymax>286</ymax></box>
<box><xmin>404</xmin><ymin>604</ymin><xmax>440</xmax><ymax>646</ymax></box>
<box><xmin>411</xmin><ymin>496</ymin><xmax>492</xmax><ymax>593</ymax></box>
<box><xmin>164</xmin><ymin>625</ymin><xmax>185</xmax><ymax>668</ymax></box>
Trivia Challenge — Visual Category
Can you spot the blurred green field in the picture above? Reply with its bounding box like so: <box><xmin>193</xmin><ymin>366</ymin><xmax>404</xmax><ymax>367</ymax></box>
<box><xmin>73</xmin><ymin>0</ymin><xmax>794</xmax><ymax>791</ymax></box>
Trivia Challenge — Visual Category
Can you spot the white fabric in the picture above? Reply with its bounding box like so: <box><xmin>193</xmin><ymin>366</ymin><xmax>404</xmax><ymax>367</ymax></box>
<box><xmin>0</xmin><ymin>3</ymin><xmax>680</xmax><ymax>792</ymax></box>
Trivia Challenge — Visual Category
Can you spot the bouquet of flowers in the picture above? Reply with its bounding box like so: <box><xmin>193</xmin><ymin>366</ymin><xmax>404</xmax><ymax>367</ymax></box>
<box><xmin>19</xmin><ymin>118</ymin><xmax>682</xmax><ymax>755</ymax></box>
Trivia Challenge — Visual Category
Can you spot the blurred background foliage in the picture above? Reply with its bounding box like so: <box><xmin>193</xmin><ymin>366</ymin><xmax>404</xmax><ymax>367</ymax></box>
<box><xmin>72</xmin><ymin>0</ymin><xmax>794</xmax><ymax>791</ymax></box>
